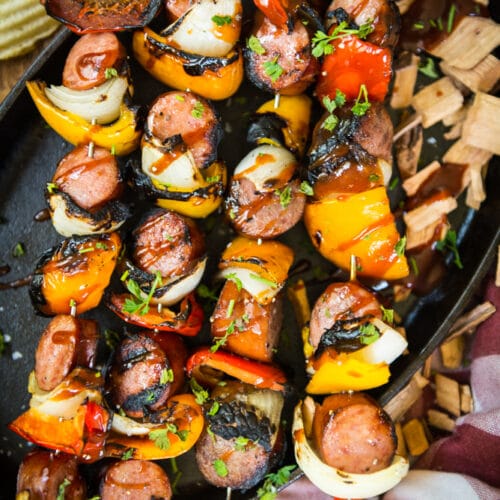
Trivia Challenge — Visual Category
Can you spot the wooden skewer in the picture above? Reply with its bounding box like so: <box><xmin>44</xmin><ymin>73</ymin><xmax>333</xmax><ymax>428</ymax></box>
<box><xmin>274</xmin><ymin>93</ymin><xmax>280</xmax><ymax>109</ymax></box>
<box><xmin>226</xmin><ymin>487</ymin><xmax>232</xmax><ymax>500</ymax></box>
<box><xmin>393</xmin><ymin>113</ymin><xmax>422</xmax><ymax>143</ymax></box>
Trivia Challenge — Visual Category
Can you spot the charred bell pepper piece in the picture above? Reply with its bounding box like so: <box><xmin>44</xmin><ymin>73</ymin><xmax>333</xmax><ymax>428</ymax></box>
<box><xmin>304</xmin><ymin>186</ymin><xmax>409</xmax><ymax>281</ymax></box>
<box><xmin>132</xmin><ymin>28</ymin><xmax>244</xmax><ymax>101</ymax></box>
<box><xmin>105</xmin><ymin>394</ymin><xmax>204</xmax><ymax>460</ymax></box>
<box><xmin>107</xmin><ymin>292</ymin><xmax>203</xmax><ymax>336</ymax></box>
<box><xmin>316</xmin><ymin>35</ymin><xmax>392</xmax><ymax>103</ymax></box>
<box><xmin>42</xmin><ymin>0</ymin><xmax>162</xmax><ymax>34</ymax></box>
<box><xmin>30</xmin><ymin>232</ymin><xmax>122</xmax><ymax>316</ymax></box>
<box><xmin>9</xmin><ymin>368</ymin><xmax>110</xmax><ymax>462</ymax></box>
<box><xmin>186</xmin><ymin>348</ymin><xmax>287</xmax><ymax>392</ymax></box>
<box><xmin>253</xmin><ymin>0</ymin><xmax>291</xmax><ymax>27</ymax></box>
<box><xmin>26</xmin><ymin>80</ymin><xmax>142</xmax><ymax>156</ymax></box>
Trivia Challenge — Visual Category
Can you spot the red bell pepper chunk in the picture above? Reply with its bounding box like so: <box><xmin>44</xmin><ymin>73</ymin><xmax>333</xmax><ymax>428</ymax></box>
<box><xmin>316</xmin><ymin>35</ymin><xmax>392</xmax><ymax>104</ymax></box>
<box><xmin>107</xmin><ymin>292</ymin><xmax>203</xmax><ymax>337</ymax></box>
<box><xmin>253</xmin><ymin>0</ymin><xmax>289</xmax><ymax>27</ymax></box>
<box><xmin>186</xmin><ymin>347</ymin><xmax>287</xmax><ymax>392</ymax></box>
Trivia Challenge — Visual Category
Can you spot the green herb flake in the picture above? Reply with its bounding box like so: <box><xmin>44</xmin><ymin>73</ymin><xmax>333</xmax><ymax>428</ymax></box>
<box><xmin>104</xmin><ymin>329</ymin><xmax>120</xmax><ymax>350</ymax></box>
<box><xmin>191</xmin><ymin>101</ymin><xmax>205</xmax><ymax>119</ymax></box>
<box><xmin>78</xmin><ymin>247</ymin><xmax>94</xmax><ymax>254</ymax></box>
<box><xmin>249</xmin><ymin>273</ymin><xmax>278</xmax><ymax>289</ymax></box>
<box><xmin>419</xmin><ymin>57</ymin><xmax>439</xmax><ymax>79</ymax></box>
<box><xmin>145</xmin><ymin>391</ymin><xmax>156</xmax><ymax>403</ymax></box>
<box><xmin>380</xmin><ymin>305</ymin><xmax>394</xmax><ymax>324</ymax></box>
<box><xmin>413</xmin><ymin>21</ymin><xmax>425</xmax><ymax>30</ymax></box>
<box><xmin>359</xmin><ymin>322</ymin><xmax>380</xmax><ymax>345</ymax></box>
<box><xmin>0</xmin><ymin>330</ymin><xmax>5</xmax><ymax>356</ymax></box>
<box><xmin>226</xmin><ymin>298</ymin><xmax>235</xmax><ymax>318</ymax></box>
<box><xmin>121</xmin><ymin>448</ymin><xmax>135</xmax><ymax>460</ymax></box>
<box><xmin>447</xmin><ymin>4</ymin><xmax>457</xmax><ymax>33</ymax></box>
<box><xmin>257</xmin><ymin>465</ymin><xmax>296</xmax><ymax>500</ymax></box>
<box><xmin>12</xmin><ymin>242</ymin><xmax>25</xmax><ymax>257</ymax></box>
<box><xmin>263</xmin><ymin>57</ymin><xmax>284</xmax><ymax>83</ymax></box>
<box><xmin>122</xmin><ymin>271</ymin><xmax>162</xmax><ymax>316</ymax></box>
<box><xmin>210</xmin><ymin>320</ymin><xmax>236</xmax><ymax>352</ymax></box>
<box><xmin>276</xmin><ymin>185</ymin><xmax>292</xmax><ymax>208</ymax></box>
<box><xmin>206</xmin><ymin>175</ymin><xmax>220</xmax><ymax>183</ymax></box>
<box><xmin>395</xmin><ymin>236</ymin><xmax>407</xmax><ymax>256</ymax></box>
<box><xmin>437</xmin><ymin>16</ymin><xmax>444</xmax><ymax>30</ymax></box>
<box><xmin>56</xmin><ymin>478</ymin><xmax>71</xmax><ymax>500</ymax></box>
<box><xmin>95</xmin><ymin>242</ymin><xmax>108</xmax><ymax>250</ymax></box>
<box><xmin>409</xmin><ymin>256</ymin><xmax>419</xmax><ymax>276</ymax></box>
<box><xmin>369</xmin><ymin>173</ymin><xmax>380</xmax><ymax>182</ymax></box>
<box><xmin>160</xmin><ymin>368</ymin><xmax>174</xmax><ymax>385</ymax></box>
<box><xmin>175</xmin><ymin>94</ymin><xmax>185</xmax><ymax>101</ymax></box>
<box><xmin>234</xmin><ymin>436</ymin><xmax>251</xmax><ymax>451</ymax></box>
<box><xmin>322</xmin><ymin>113</ymin><xmax>339</xmax><ymax>132</ymax></box>
<box><xmin>247</xmin><ymin>35</ymin><xmax>266</xmax><ymax>55</ymax></box>
<box><xmin>389</xmin><ymin>177</ymin><xmax>400</xmax><ymax>190</ymax></box>
<box><xmin>213</xmin><ymin>459</ymin><xmax>228</xmax><ymax>477</ymax></box>
<box><xmin>435</xmin><ymin>229</ymin><xmax>463</xmax><ymax>269</ymax></box>
<box><xmin>351</xmin><ymin>84</ymin><xmax>371</xmax><ymax>116</ymax></box>
<box><xmin>299</xmin><ymin>180</ymin><xmax>314</xmax><ymax>196</ymax></box>
<box><xmin>212</xmin><ymin>15</ymin><xmax>232</xmax><ymax>26</ymax></box>
<box><xmin>190</xmin><ymin>378</ymin><xmax>209</xmax><ymax>405</ymax></box>
<box><xmin>111</xmin><ymin>144</ymin><xmax>116</xmax><ymax>156</ymax></box>
<box><xmin>46</xmin><ymin>182</ymin><xmax>58</xmax><ymax>193</ymax></box>
<box><xmin>207</xmin><ymin>400</ymin><xmax>220</xmax><ymax>416</ymax></box>
<box><xmin>225</xmin><ymin>272</ymin><xmax>243</xmax><ymax>291</ymax></box>
<box><xmin>105</xmin><ymin>67</ymin><xmax>118</xmax><ymax>79</ymax></box>
<box><xmin>149</xmin><ymin>429</ymin><xmax>171</xmax><ymax>450</ymax></box>
<box><xmin>197</xmin><ymin>284</ymin><xmax>219</xmax><ymax>301</ymax></box>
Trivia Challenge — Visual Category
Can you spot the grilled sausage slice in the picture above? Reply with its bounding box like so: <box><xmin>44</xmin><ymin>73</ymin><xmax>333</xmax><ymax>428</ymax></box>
<box><xmin>132</xmin><ymin>209</ymin><xmax>206</xmax><ymax>279</ymax></box>
<box><xmin>106</xmin><ymin>334</ymin><xmax>174</xmax><ymax>419</ymax></box>
<box><xmin>308</xmin><ymin>281</ymin><xmax>382</xmax><ymax>351</ymax></box>
<box><xmin>312</xmin><ymin>392</ymin><xmax>396</xmax><ymax>473</ymax></box>
<box><xmin>17</xmin><ymin>450</ymin><xmax>86</xmax><ymax>499</ymax></box>
<box><xmin>146</xmin><ymin>91</ymin><xmax>222</xmax><ymax>168</ymax></box>
<box><xmin>35</xmin><ymin>315</ymin><xmax>99</xmax><ymax>391</ymax></box>
<box><xmin>211</xmin><ymin>279</ymin><xmax>283</xmax><ymax>362</ymax></box>
<box><xmin>100</xmin><ymin>460</ymin><xmax>172</xmax><ymax>500</ymax></box>
<box><xmin>62</xmin><ymin>32</ymin><xmax>127</xmax><ymax>91</ymax></box>
<box><xmin>52</xmin><ymin>144</ymin><xmax>124</xmax><ymax>212</ymax></box>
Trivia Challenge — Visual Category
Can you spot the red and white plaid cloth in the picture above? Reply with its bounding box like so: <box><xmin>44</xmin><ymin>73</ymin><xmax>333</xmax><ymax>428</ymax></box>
<box><xmin>278</xmin><ymin>279</ymin><xmax>500</xmax><ymax>500</ymax></box>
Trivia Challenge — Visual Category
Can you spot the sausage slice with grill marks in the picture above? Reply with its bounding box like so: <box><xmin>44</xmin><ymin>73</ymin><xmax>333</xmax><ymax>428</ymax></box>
<box><xmin>62</xmin><ymin>32</ymin><xmax>128</xmax><ymax>91</ymax></box>
<box><xmin>100</xmin><ymin>459</ymin><xmax>172</xmax><ymax>500</ymax></box>
<box><xmin>35</xmin><ymin>314</ymin><xmax>99</xmax><ymax>392</ymax></box>
<box><xmin>106</xmin><ymin>334</ymin><xmax>174</xmax><ymax>419</ymax></box>
<box><xmin>17</xmin><ymin>450</ymin><xmax>86</xmax><ymax>499</ymax></box>
<box><xmin>146</xmin><ymin>91</ymin><xmax>222</xmax><ymax>168</ymax></box>
<box><xmin>312</xmin><ymin>392</ymin><xmax>397</xmax><ymax>473</ymax></box>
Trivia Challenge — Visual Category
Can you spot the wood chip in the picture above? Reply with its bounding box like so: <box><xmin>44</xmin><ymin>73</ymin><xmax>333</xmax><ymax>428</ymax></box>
<box><xmin>402</xmin><ymin>418</ymin><xmax>430</xmax><ymax>456</ymax></box>
<box><xmin>443</xmin><ymin>121</ymin><xmax>464</xmax><ymax>141</ymax></box>
<box><xmin>391</xmin><ymin>54</ymin><xmax>420</xmax><ymax>109</ymax></box>
<box><xmin>460</xmin><ymin>384</ymin><xmax>474</xmax><ymax>414</ymax></box>
<box><xmin>384</xmin><ymin>372</ymin><xmax>429</xmax><ymax>422</ymax></box>
<box><xmin>394</xmin><ymin>422</ymin><xmax>407</xmax><ymax>457</ymax></box>
<box><xmin>440</xmin><ymin>335</ymin><xmax>465</xmax><ymax>369</ymax></box>
<box><xmin>435</xmin><ymin>373</ymin><xmax>461</xmax><ymax>417</ymax></box>
<box><xmin>427</xmin><ymin>409</ymin><xmax>456</xmax><ymax>432</ymax></box>
<box><xmin>287</xmin><ymin>279</ymin><xmax>311</xmax><ymax>327</ymax></box>
<box><xmin>465</xmin><ymin>163</ymin><xmax>487</xmax><ymax>210</ymax></box>
<box><xmin>447</xmin><ymin>301</ymin><xmax>496</xmax><ymax>340</ymax></box>
<box><xmin>393</xmin><ymin>112</ymin><xmax>422</xmax><ymax>142</ymax></box>
<box><xmin>403</xmin><ymin>196</ymin><xmax>457</xmax><ymax>233</ymax></box>
<box><xmin>402</xmin><ymin>160</ymin><xmax>441</xmax><ymax>197</ymax></box>
<box><xmin>395</xmin><ymin>123</ymin><xmax>423</xmax><ymax>179</ymax></box>
<box><xmin>442</xmin><ymin>106</ymin><xmax>468</xmax><ymax>127</ymax></box>
<box><xmin>443</xmin><ymin>138</ymin><xmax>493</xmax><ymax>166</ymax></box>
<box><xmin>393</xmin><ymin>284</ymin><xmax>412</xmax><ymax>303</ymax></box>
<box><xmin>406</xmin><ymin>217</ymin><xmax>448</xmax><ymax>251</ymax></box>
<box><xmin>395</xmin><ymin>0</ymin><xmax>416</xmax><ymax>15</ymax></box>
<box><xmin>440</xmin><ymin>55</ymin><xmax>500</xmax><ymax>94</ymax></box>
<box><xmin>411</xmin><ymin>77</ymin><xmax>464</xmax><ymax>128</ymax></box>
<box><xmin>429</xmin><ymin>16</ymin><xmax>500</xmax><ymax>70</ymax></box>
<box><xmin>422</xmin><ymin>356</ymin><xmax>432</xmax><ymax>379</ymax></box>
<box><xmin>462</xmin><ymin>92</ymin><xmax>500</xmax><ymax>155</ymax></box>
<box><xmin>497</xmin><ymin>245</ymin><xmax>500</xmax><ymax>287</ymax></box>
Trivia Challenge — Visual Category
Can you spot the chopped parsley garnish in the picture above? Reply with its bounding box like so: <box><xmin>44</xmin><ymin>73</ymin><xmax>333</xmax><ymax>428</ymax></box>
<box><xmin>46</xmin><ymin>182</ymin><xmax>58</xmax><ymax>193</ymax></box>
<box><xmin>210</xmin><ymin>320</ymin><xmax>236</xmax><ymax>352</ymax></box>
<box><xmin>160</xmin><ymin>368</ymin><xmax>174</xmax><ymax>385</ymax></box>
<box><xmin>145</xmin><ymin>391</ymin><xmax>156</xmax><ymax>403</ymax></box>
<box><xmin>247</xmin><ymin>35</ymin><xmax>266</xmax><ymax>55</ymax></box>
<box><xmin>263</xmin><ymin>57</ymin><xmax>284</xmax><ymax>82</ymax></box>
<box><xmin>12</xmin><ymin>242</ymin><xmax>25</xmax><ymax>257</ymax></box>
<box><xmin>276</xmin><ymin>185</ymin><xmax>292</xmax><ymax>208</ymax></box>
<box><xmin>413</xmin><ymin>21</ymin><xmax>425</xmax><ymax>30</ymax></box>
<box><xmin>389</xmin><ymin>177</ymin><xmax>400</xmax><ymax>190</ymax></box>
<box><xmin>122</xmin><ymin>271</ymin><xmax>162</xmax><ymax>316</ymax></box>
<box><xmin>196</xmin><ymin>284</ymin><xmax>219</xmax><ymax>301</ymax></box>
<box><xmin>104</xmin><ymin>67</ymin><xmax>118</xmax><ymax>79</ymax></box>
<box><xmin>226</xmin><ymin>298</ymin><xmax>235</xmax><ymax>318</ymax></box>
<box><xmin>359</xmin><ymin>322</ymin><xmax>380</xmax><ymax>345</ymax></box>
<box><xmin>351</xmin><ymin>84</ymin><xmax>371</xmax><ymax>116</ymax></box>
<box><xmin>190</xmin><ymin>377</ymin><xmax>209</xmax><ymax>404</ymax></box>
<box><xmin>121</xmin><ymin>448</ymin><xmax>135</xmax><ymax>460</ymax></box>
<box><xmin>234</xmin><ymin>436</ymin><xmax>251</xmax><ymax>451</ymax></box>
<box><xmin>369</xmin><ymin>173</ymin><xmax>380</xmax><ymax>182</ymax></box>
<box><xmin>409</xmin><ymin>256</ymin><xmax>420</xmax><ymax>276</ymax></box>
<box><xmin>104</xmin><ymin>329</ymin><xmax>120</xmax><ymax>350</ymax></box>
<box><xmin>206</xmin><ymin>175</ymin><xmax>220</xmax><ymax>183</ymax></box>
<box><xmin>249</xmin><ymin>273</ymin><xmax>278</xmax><ymax>289</ymax></box>
<box><xmin>321</xmin><ymin>90</ymin><xmax>346</xmax><ymax>131</ymax></box>
<box><xmin>380</xmin><ymin>305</ymin><xmax>394</xmax><ymax>324</ymax></box>
<box><xmin>447</xmin><ymin>3</ymin><xmax>457</xmax><ymax>33</ymax></box>
<box><xmin>111</xmin><ymin>144</ymin><xmax>116</xmax><ymax>156</ymax></box>
<box><xmin>191</xmin><ymin>101</ymin><xmax>205</xmax><ymax>119</ymax></box>
<box><xmin>225</xmin><ymin>272</ymin><xmax>243</xmax><ymax>291</ymax></box>
<box><xmin>395</xmin><ymin>236</ymin><xmax>407</xmax><ymax>256</ymax></box>
<box><xmin>299</xmin><ymin>180</ymin><xmax>314</xmax><ymax>196</ymax></box>
<box><xmin>175</xmin><ymin>94</ymin><xmax>185</xmax><ymax>101</ymax></box>
<box><xmin>322</xmin><ymin>113</ymin><xmax>339</xmax><ymax>132</ymax></box>
<box><xmin>213</xmin><ymin>459</ymin><xmax>228</xmax><ymax>477</ymax></box>
<box><xmin>257</xmin><ymin>465</ymin><xmax>296</xmax><ymax>500</ymax></box>
<box><xmin>95</xmin><ymin>242</ymin><xmax>108</xmax><ymax>250</ymax></box>
<box><xmin>56</xmin><ymin>478</ymin><xmax>71</xmax><ymax>500</ymax></box>
<box><xmin>311</xmin><ymin>21</ymin><xmax>374</xmax><ymax>57</ymax></box>
<box><xmin>419</xmin><ymin>57</ymin><xmax>439</xmax><ymax>79</ymax></box>
<box><xmin>149</xmin><ymin>429</ymin><xmax>171</xmax><ymax>450</ymax></box>
<box><xmin>0</xmin><ymin>330</ymin><xmax>5</xmax><ymax>356</ymax></box>
<box><xmin>212</xmin><ymin>15</ymin><xmax>232</xmax><ymax>26</ymax></box>
<box><xmin>435</xmin><ymin>229</ymin><xmax>463</xmax><ymax>269</ymax></box>
<box><xmin>78</xmin><ymin>247</ymin><xmax>94</xmax><ymax>254</ymax></box>
<box><xmin>207</xmin><ymin>400</ymin><xmax>220</xmax><ymax>416</ymax></box>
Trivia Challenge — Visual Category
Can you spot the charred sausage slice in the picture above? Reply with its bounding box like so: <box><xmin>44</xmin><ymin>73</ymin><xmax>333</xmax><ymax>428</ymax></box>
<box><xmin>211</xmin><ymin>279</ymin><xmax>283</xmax><ymax>362</ymax></box>
<box><xmin>53</xmin><ymin>144</ymin><xmax>124</xmax><ymax>212</ymax></box>
<box><xmin>17</xmin><ymin>450</ymin><xmax>86</xmax><ymax>499</ymax></box>
<box><xmin>100</xmin><ymin>460</ymin><xmax>172</xmax><ymax>500</ymax></box>
<box><xmin>312</xmin><ymin>392</ymin><xmax>396</xmax><ymax>473</ymax></box>
<box><xmin>62</xmin><ymin>32</ymin><xmax>127</xmax><ymax>91</ymax></box>
<box><xmin>106</xmin><ymin>334</ymin><xmax>173</xmax><ymax>418</ymax></box>
<box><xmin>132</xmin><ymin>209</ymin><xmax>205</xmax><ymax>278</ymax></box>
<box><xmin>147</xmin><ymin>91</ymin><xmax>222</xmax><ymax>168</ymax></box>
<box><xmin>308</xmin><ymin>281</ymin><xmax>382</xmax><ymax>350</ymax></box>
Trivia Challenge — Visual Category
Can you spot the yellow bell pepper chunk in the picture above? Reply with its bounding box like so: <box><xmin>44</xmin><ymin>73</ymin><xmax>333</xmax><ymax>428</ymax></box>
<box><xmin>26</xmin><ymin>81</ymin><xmax>141</xmax><ymax>156</ymax></box>
<box><xmin>304</xmin><ymin>186</ymin><xmax>409</xmax><ymax>280</ymax></box>
<box><xmin>306</xmin><ymin>352</ymin><xmax>390</xmax><ymax>394</ymax></box>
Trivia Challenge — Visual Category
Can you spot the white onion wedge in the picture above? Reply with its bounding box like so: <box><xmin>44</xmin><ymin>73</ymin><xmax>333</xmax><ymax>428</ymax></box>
<box><xmin>350</xmin><ymin>318</ymin><xmax>408</xmax><ymax>365</ymax></box>
<box><xmin>44</xmin><ymin>76</ymin><xmax>128</xmax><ymax>124</ymax></box>
<box><xmin>233</xmin><ymin>144</ymin><xmax>297</xmax><ymax>192</ymax></box>
<box><xmin>219</xmin><ymin>266</ymin><xmax>282</xmax><ymax>304</ymax></box>
<box><xmin>169</xmin><ymin>0</ymin><xmax>241</xmax><ymax>57</ymax></box>
<box><xmin>293</xmin><ymin>398</ymin><xmax>409</xmax><ymax>499</ymax></box>
<box><xmin>111</xmin><ymin>412</ymin><xmax>161</xmax><ymax>436</ymax></box>
<box><xmin>142</xmin><ymin>142</ymin><xmax>204</xmax><ymax>189</ymax></box>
